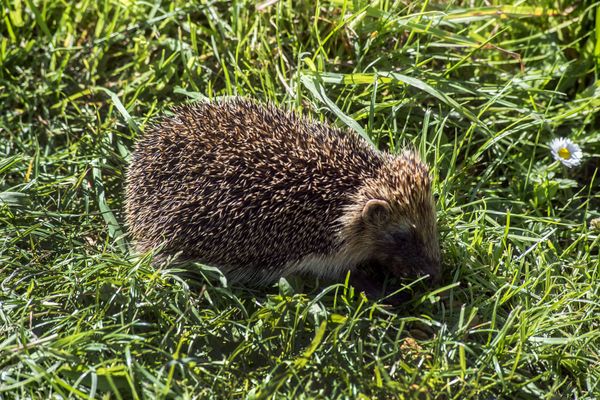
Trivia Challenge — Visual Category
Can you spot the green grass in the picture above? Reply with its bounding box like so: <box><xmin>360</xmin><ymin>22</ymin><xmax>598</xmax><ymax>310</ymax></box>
<box><xmin>1</xmin><ymin>0</ymin><xmax>599</xmax><ymax>398</ymax></box>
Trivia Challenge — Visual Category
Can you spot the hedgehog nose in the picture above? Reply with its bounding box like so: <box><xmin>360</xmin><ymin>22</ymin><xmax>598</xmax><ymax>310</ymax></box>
<box><xmin>424</xmin><ymin>261</ymin><xmax>442</xmax><ymax>285</ymax></box>
<box><xmin>429</xmin><ymin>270</ymin><xmax>441</xmax><ymax>285</ymax></box>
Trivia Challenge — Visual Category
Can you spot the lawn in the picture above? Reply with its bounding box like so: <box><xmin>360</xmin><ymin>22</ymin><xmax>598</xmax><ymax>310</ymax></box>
<box><xmin>1</xmin><ymin>0</ymin><xmax>599</xmax><ymax>398</ymax></box>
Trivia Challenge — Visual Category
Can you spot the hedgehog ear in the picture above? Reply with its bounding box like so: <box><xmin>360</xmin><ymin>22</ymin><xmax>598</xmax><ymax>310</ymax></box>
<box><xmin>362</xmin><ymin>199</ymin><xmax>391</xmax><ymax>225</ymax></box>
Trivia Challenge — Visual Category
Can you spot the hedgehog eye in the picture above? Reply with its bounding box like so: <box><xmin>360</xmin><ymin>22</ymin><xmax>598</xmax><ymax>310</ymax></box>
<box><xmin>391</xmin><ymin>228</ymin><xmax>412</xmax><ymax>247</ymax></box>
<box><xmin>362</xmin><ymin>199</ymin><xmax>391</xmax><ymax>225</ymax></box>
<box><xmin>391</xmin><ymin>224</ymin><xmax>424</xmax><ymax>249</ymax></box>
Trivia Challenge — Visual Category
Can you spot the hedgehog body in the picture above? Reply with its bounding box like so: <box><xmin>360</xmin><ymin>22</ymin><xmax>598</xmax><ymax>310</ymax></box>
<box><xmin>125</xmin><ymin>98</ymin><xmax>441</xmax><ymax>285</ymax></box>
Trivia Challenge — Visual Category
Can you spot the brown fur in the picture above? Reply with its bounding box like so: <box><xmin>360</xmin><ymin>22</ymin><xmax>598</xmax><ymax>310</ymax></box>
<box><xmin>125</xmin><ymin>98</ymin><xmax>440</xmax><ymax>285</ymax></box>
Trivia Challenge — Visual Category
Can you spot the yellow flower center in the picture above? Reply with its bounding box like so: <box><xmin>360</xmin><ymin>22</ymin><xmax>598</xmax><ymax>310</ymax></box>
<box><xmin>558</xmin><ymin>147</ymin><xmax>571</xmax><ymax>159</ymax></box>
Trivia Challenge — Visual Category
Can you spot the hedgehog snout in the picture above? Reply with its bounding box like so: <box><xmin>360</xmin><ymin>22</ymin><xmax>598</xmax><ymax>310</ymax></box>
<box><xmin>370</xmin><ymin>227</ymin><xmax>441</xmax><ymax>285</ymax></box>
<box><xmin>411</xmin><ymin>256</ymin><xmax>442</xmax><ymax>285</ymax></box>
<box><xmin>379</xmin><ymin>252</ymin><xmax>441</xmax><ymax>285</ymax></box>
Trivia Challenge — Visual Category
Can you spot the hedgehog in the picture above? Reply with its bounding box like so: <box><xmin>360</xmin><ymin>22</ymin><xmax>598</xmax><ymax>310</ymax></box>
<box><xmin>125</xmin><ymin>98</ymin><xmax>441</xmax><ymax>293</ymax></box>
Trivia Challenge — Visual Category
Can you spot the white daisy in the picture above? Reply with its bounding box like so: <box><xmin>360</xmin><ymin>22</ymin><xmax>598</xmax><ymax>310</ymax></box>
<box><xmin>549</xmin><ymin>137</ymin><xmax>582</xmax><ymax>168</ymax></box>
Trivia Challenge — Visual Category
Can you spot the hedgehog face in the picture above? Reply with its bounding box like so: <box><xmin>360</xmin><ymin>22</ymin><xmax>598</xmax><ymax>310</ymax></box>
<box><xmin>360</xmin><ymin>198</ymin><xmax>441</xmax><ymax>284</ymax></box>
